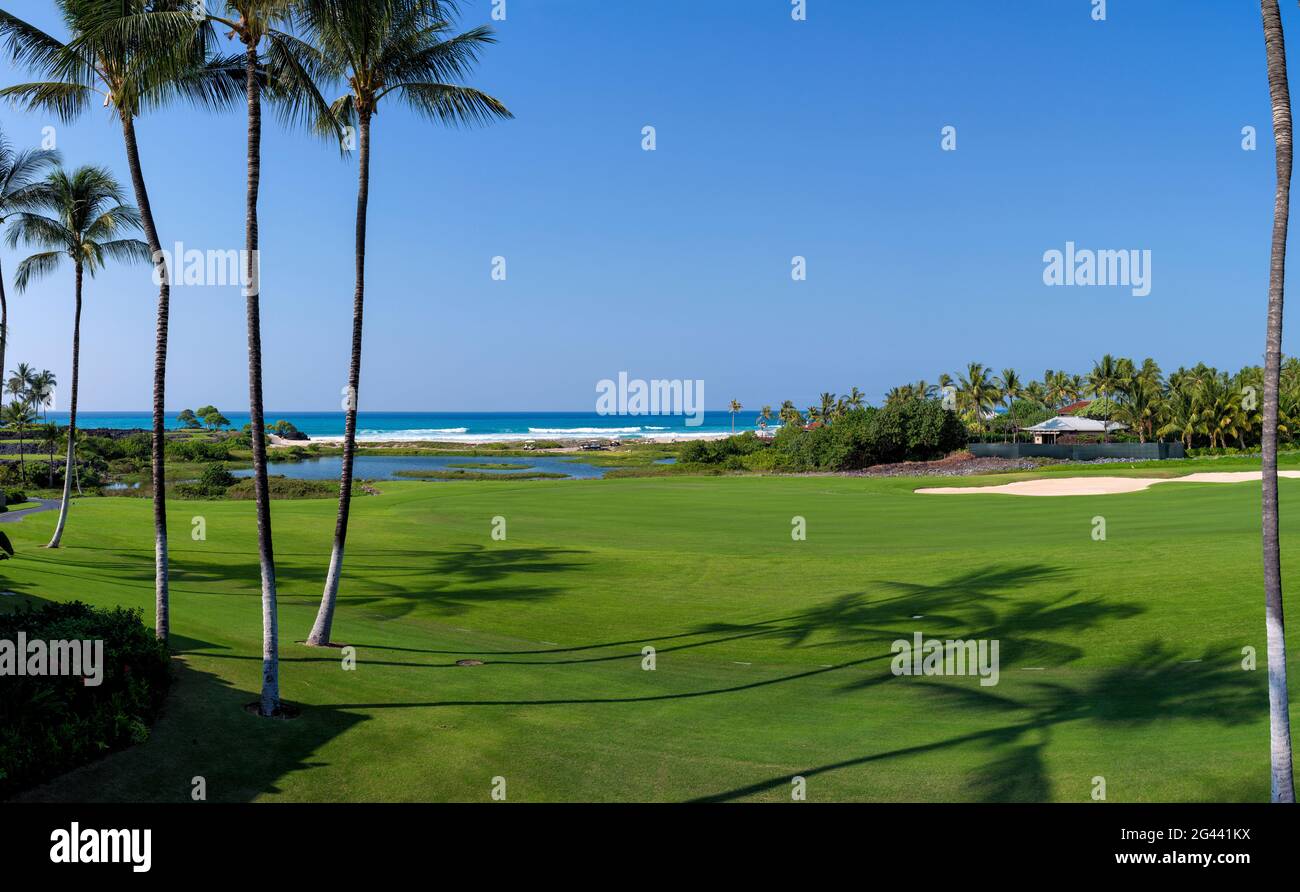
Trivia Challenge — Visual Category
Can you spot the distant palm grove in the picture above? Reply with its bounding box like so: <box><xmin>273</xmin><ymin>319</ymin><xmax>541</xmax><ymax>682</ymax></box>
<box><xmin>883</xmin><ymin>354</ymin><xmax>1294</xmax><ymax>450</ymax></box>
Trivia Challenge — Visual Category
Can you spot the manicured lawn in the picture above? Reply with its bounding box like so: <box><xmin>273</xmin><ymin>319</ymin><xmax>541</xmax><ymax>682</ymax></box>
<box><xmin>1</xmin><ymin>472</ymin><xmax>1296</xmax><ymax>802</ymax></box>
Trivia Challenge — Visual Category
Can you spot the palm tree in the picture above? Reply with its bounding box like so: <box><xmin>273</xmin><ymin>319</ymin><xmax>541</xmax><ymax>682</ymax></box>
<box><xmin>728</xmin><ymin>399</ymin><xmax>742</xmax><ymax>433</ymax></box>
<box><xmin>5</xmin><ymin>166</ymin><xmax>149</xmax><ymax>548</ymax></box>
<box><xmin>37</xmin><ymin>421</ymin><xmax>58</xmax><ymax>488</ymax></box>
<box><xmin>817</xmin><ymin>392</ymin><xmax>836</xmax><ymax>424</ymax></box>
<box><xmin>777</xmin><ymin>400</ymin><xmax>802</xmax><ymax>427</ymax></box>
<box><xmin>844</xmin><ymin>386</ymin><xmax>865</xmax><ymax>410</ymax></box>
<box><xmin>1087</xmin><ymin>354</ymin><xmax>1125</xmax><ymax>443</ymax></box>
<box><xmin>955</xmin><ymin>363</ymin><xmax>998</xmax><ymax>436</ymax></box>
<box><xmin>178</xmin><ymin>0</ymin><xmax>339</xmax><ymax>711</ymax></box>
<box><xmin>755</xmin><ymin>405</ymin><xmax>772</xmax><ymax>430</ymax></box>
<box><xmin>295</xmin><ymin>0</ymin><xmax>511</xmax><ymax>648</ymax></box>
<box><xmin>0</xmin><ymin>133</ymin><xmax>60</xmax><ymax>386</ymax></box>
<box><xmin>1258</xmin><ymin>0</ymin><xmax>1295</xmax><ymax>803</ymax></box>
<box><xmin>996</xmin><ymin>368</ymin><xmax>1022</xmax><ymax>442</ymax></box>
<box><xmin>0</xmin><ymin>0</ymin><xmax>244</xmax><ymax>641</ymax></box>
<box><xmin>2</xmin><ymin>399</ymin><xmax>34</xmax><ymax>484</ymax></box>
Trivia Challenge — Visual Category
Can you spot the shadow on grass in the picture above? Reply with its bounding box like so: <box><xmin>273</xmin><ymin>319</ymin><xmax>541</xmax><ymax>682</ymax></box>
<box><xmin>16</xmin><ymin>634</ymin><xmax>367</xmax><ymax>803</ymax></box>
<box><xmin>690</xmin><ymin>641</ymin><xmax>1262</xmax><ymax>802</ymax></box>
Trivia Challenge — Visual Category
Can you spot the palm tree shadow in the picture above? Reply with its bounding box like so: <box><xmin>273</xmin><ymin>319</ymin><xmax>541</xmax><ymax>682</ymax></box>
<box><xmin>15</xmin><ymin>634</ymin><xmax>368</xmax><ymax>803</ymax></box>
<box><xmin>693</xmin><ymin>641</ymin><xmax>1262</xmax><ymax>802</ymax></box>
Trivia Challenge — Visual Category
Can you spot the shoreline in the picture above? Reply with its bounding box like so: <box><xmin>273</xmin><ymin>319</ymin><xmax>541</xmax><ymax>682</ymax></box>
<box><xmin>299</xmin><ymin>432</ymin><xmax>737</xmax><ymax>447</ymax></box>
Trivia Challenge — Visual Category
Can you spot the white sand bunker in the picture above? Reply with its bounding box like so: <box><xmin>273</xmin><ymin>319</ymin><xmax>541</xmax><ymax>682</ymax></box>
<box><xmin>917</xmin><ymin>470</ymin><xmax>1300</xmax><ymax>497</ymax></box>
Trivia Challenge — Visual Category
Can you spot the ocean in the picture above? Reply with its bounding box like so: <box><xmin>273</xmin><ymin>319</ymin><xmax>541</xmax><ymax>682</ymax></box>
<box><xmin>42</xmin><ymin>410</ymin><xmax>757</xmax><ymax>442</ymax></box>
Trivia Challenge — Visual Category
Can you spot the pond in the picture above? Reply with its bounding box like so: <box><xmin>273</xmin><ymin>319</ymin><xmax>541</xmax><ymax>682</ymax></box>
<box><xmin>233</xmin><ymin>454</ymin><xmax>609</xmax><ymax>481</ymax></box>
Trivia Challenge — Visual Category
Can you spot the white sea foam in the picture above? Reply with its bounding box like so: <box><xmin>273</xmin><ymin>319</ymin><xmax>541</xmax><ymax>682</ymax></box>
<box><xmin>528</xmin><ymin>427</ymin><xmax>644</xmax><ymax>435</ymax></box>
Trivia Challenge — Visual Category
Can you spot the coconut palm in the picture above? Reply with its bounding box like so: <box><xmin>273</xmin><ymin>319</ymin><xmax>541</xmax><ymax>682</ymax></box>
<box><xmin>37</xmin><ymin>420</ymin><xmax>58</xmax><ymax>487</ymax></box>
<box><xmin>995</xmin><ymin>368</ymin><xmax>1023</xmax><ymax>442</ymax></box>
<box><xmin>2</xmin><ymin>398</ymin><xmax>34</xmax><ymax>484</ymax></box>
<box><xmin>0</xmin><ymin>0</ymin><xmax>245</xmax><ymax>640</ymax></box>
<box><xmin>844</xmin><ymin>386</ymin><xmax>865</xmax><ymax>410</ymax></box>
<box><xmin>729</xmin><ymin>399</ymin><xmax>742</xmax><ymax>433</ymax></box>
<box><xmin>816</xmin><ymin>392</ymin><xmax>836</xmax><ymax>425</ymax></box>
<box><xmin>293</xmin><ymin>0</ymin><xmax>512</xmax><ymax>648</ymax></box>
<box><xmin>955</xmin><ymin>362</ymin><xmax>998</xmax><ymax>435</ymax></box>
<box><xmin>1087</xmin><ymin>355</ymin><xmax>1125</xmax><ymax>442</ymax></box>
<box><xmin>0</xmin><ymin>133</ymin><xmax>60</xmax><ymax>386</ymax></box>
<box><xmin>5</xmin><ymin>165</ymin><xmax>149</xmax><ymax>548</ymax></box>
<box><xmin>1258</xmin><ymin>0</ymin><xmax>1295</xmax><ymax>802</ymax></box>
<box><xmin>777</xmin><ymin>400</ymin><xmax>801</xmax><ymax>427</ymax></box>
<box><xmin>174</xmin><ymin>0</ymin><xmax>339</xmax><ymax>712</ymax></box>
<box><xmin>755</xmin><ymin>405</ymin><xmax>772</xmax><ymax>430</ymax></box>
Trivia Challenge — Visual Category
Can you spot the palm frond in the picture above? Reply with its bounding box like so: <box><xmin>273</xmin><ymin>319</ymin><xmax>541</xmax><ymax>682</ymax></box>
<box><xmin>12</xmin><ymin>250</ymin><xmax>65</xmax><ymax>292</ymax></box>
<box><xmin>385</xmin><ymin>81</ymin><xmax>512</xmax><ymax>126</ymax></box>
<box><xmin>0</xmin><ymin>82</ymin><xmax>98</xmax><ymax>122</ymax></box>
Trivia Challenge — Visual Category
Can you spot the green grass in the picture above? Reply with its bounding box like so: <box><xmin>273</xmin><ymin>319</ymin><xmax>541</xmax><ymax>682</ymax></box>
<box><xmin>2</xmin><ymin>470</ymin><xmax>1297</xmax><ymax>802</ymax></box>
<box><xmin>446</xmin><ymin>462</ymin><xmax>534</xmax><ymax>470</ymax></box>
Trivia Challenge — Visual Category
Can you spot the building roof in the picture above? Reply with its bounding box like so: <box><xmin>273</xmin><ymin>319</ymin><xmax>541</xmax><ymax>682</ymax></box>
<box><xmin>1022</xmin><ymin>416</ymin><xmax>1127</xmax><ymax>433</ymax></box>
<box><xmin>1056</xmin><ymin>399</ymin><xmax>1093</xmax><ymax>415</ymax></box>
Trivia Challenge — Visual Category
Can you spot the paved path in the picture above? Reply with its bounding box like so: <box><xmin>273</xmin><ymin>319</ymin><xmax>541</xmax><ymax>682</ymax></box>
<box><xmin>0</xmin><ymin>498</ymin><xmax>60</xmax><ymax>523</ymax></box>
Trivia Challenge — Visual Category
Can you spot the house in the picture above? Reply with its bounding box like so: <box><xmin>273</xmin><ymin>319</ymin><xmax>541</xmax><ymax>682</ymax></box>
<box><xmin>1021</xmin><ymin>416</ymin><xmax>1126</xmax><ymax>444</ymax></box>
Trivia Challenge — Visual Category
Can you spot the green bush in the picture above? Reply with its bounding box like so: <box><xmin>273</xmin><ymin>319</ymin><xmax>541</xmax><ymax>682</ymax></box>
<box><xmin>166</xmin><ymin>439</ymin><xmax>233</xmax><ymax>463</ymax></box>
<box><xmin>226</xmin><ymin>476</ymin><xmax>345</xmax><ymax>500</ymax></box>
<box><xmin>692</xmin><ymin>398</ymin><xmax>962</xmax><ymax>472</ymax></box>
<box><xmin>0</xmin><ymin>602</ymin><xmax>170</xmax><ymax>798</ymax></box>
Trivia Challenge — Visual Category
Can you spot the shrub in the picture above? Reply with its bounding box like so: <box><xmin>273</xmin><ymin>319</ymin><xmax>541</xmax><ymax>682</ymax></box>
<box><xmin>226</xmin><ymin>476</ymin><xmax>347</xmax><ymax>500</ymax></box>
<box><xmin>165</xmin><ymin>439</ymin><xmax>232</xmax><ymax>463</ymax></box>
<box><xmin>0</xmin><ymin>602</ymin><xmax>170</xmax><ymax>798</ymax></box>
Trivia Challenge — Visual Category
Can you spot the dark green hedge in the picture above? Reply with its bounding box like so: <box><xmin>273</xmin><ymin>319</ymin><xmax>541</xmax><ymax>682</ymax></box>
<box><xmin>0</xmin><ymin>602</ymin><xmax>170</xmax><ymax>799</ymax></box>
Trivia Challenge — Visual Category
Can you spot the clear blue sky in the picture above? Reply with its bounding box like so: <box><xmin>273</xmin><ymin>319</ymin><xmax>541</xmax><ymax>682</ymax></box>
<box><xmin>0</xmin><ymin>0</ymin><xmax>1294</xmax><ymax>411</ymax></box>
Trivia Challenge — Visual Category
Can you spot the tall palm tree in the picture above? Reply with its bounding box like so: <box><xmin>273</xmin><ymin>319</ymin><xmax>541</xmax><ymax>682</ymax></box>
<box><xmin>996</xmin><ymin>368</ymin><xmax>1022</xmax><ymax>442</ymax></box>
<box><xmin>1087</xmin><ymin>354</ymin><xmax>1124</xmax><ymax>442</ymax></box>
<box><xmin>955</xmin><ymin>362</ymin><xmax>998</xmax><ymax>435</ymax></box>
<box><xmin>182</xmin><ymin>0</ymin><xmax>336</xmax><ymax>712</ymax></box>
<box><xmin>5</xmin><ymin>166</ymin><xmax>149</xmax><ymax>548</ymax></box>
<box><xmin>0</xmin><ymin>132</ymin><xmax>60</xmax><ymax>385</ymax></box>
<box><xmin>30</xmin><ymin>368</ymin><xmax>56</xmax><ymax>484</ymax></box>
<box><xmin>844</xmin><ymin>386</ymin><xmax>865</xmax><ymax>410</ymax></box>
<box><xmin>2</xmin><ymin>398</ymin><xmax>34</xmax><ymax>484</ymax></box>
<box><xmin>729</xmin><ymin>398</ymin><xmax>742</xmax><ymax>433</ymax></box>
<box><xmin>296</xmin><ymin>0</ymin><xmax>512</xmax><ymax>649</ymax></box>
<box><xmin>38</xmin><ymin>420</ymin><xmax>58</xmax><ymax>487</ymax></box>
<box><xmin>1258</xmin><ymin>0</ymin><xmax>1295</xmax><ymax>803</ymax></box>
<box><xmin>0</xmin><ymin>0</ymin><xmax>244</xmax><ymax>641</ymax></box>
<box><xmin>755</xmin><ymin>404</ymin><xmax>772</xmax><ymax>430</ymax></box>
<box><xmin>777</xmin><ymin>400</ymin><xmax>801</xmax><ymax>427</ymax></box>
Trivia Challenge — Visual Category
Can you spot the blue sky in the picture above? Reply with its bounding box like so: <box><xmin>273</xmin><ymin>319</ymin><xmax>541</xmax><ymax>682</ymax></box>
<box><xmin>0</xmin><ymin>0</ymin><xmax>1294</xmax><ymax>411</ymax></box>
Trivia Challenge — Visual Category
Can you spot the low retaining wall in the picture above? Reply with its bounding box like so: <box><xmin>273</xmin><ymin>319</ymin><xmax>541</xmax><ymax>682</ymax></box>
<box><xmin>969</xmin><ymin>442</ymin><xmax>1185</xmax><ymax>461</ymax></box>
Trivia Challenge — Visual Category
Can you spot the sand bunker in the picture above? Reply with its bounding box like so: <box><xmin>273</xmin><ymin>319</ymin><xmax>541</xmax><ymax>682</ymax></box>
<box><xmin>917</xmin><ymin>470</ymin><xmax>1300</xmax><ymax>497</ymax></box>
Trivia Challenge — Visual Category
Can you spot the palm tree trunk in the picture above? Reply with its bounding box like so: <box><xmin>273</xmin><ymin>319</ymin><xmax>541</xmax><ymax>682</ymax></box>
<box><xmin>1260</xmin><ymin>0</ymin><xmax>1296</xmax><ymax>803</ymax></box>
<box><xmin>16</xmin><ymin>421</ymin><xmax>24</xmax><ymax>486</ymax></box>
<box><xmin>244</xmin><ymin>44</ymin><xmax>280</xmax><ymax>715</ymax></box>
<box><xmin>308</xmin><ymin>108</ymin><xmax>373</xmax><ymax>648</ymax></box>
<box><xmin>0</xmin><ymin>261</ymin><xmax>7</xmax><ymax>420</ymax></box>
<box><xmin>121</xmin><ymin>115</ymin><xmax>171</xmax><ymax>642</ymax></box>
<box><xmin>45</xmin><ymin>264</ymin><xmax>80</xmax><ymax>548</ymax></box>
